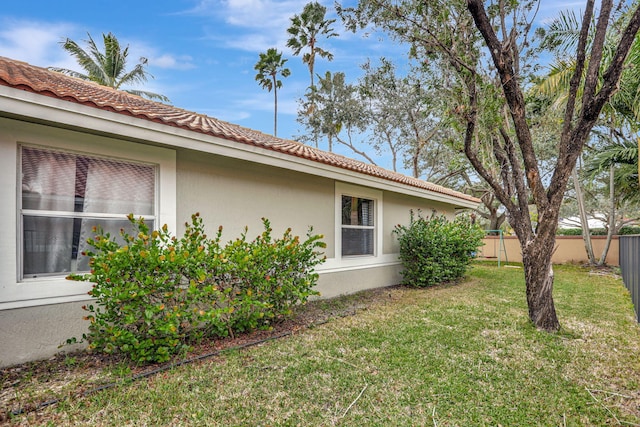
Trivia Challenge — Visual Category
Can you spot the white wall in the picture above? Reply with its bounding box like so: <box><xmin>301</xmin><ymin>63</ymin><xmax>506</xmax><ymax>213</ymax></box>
<box><xmin>0</xmin><ymin>119</ymin><xmax>462</xmax><ymax>367</ymax></box>
<box><xmin>175</xmin><ymin>149</ymin><xmax>336</xmax><ymax>257</ymax></box>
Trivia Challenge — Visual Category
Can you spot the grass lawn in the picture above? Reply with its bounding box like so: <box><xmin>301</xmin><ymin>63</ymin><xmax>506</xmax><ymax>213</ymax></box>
<box><xmin>4</xmin><ymin>262</ymin><xmax>640</xmax><ymax>426</ymax></box>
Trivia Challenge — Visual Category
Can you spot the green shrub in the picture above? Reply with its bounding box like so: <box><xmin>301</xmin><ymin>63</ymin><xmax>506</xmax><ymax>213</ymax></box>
<box><xmin>618</xmin><ymin>226</ymin><xmax>640</xmax><ymax>235</ymax></box>
<box><xmin>556</xmin><ymin>228</ymin><xmax>583</xmax><ymax>236</ymax></box>
<box><xmin>393</xmin><ymin>212</ymin><xmax>484</xmax><ymax>288</ymax></box>
<box><xmin>68</xmin><ymin>214</ymin><xmax>325</xmax><ymax>363</ymax></box>
<box><xmin>557</xmin><ymin>226</ymin><xmax>640</xmax><ymax>236</ymax></box>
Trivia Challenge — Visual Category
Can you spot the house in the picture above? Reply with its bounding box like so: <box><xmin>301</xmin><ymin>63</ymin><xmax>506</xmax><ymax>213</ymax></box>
<box><xmin>0</xmin><ymin>56</ymin><xmax>479</xmax><ymax>367</ymax></box>
<box><xmin>558</xmin><ymin>216</ymin><xmax>608</xmax><ymax>230</ymax></box>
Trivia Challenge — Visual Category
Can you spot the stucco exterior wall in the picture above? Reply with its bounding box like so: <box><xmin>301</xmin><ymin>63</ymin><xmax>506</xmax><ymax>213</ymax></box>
<box><xmin>316</xmin><ymin>264</ymin><xmax>403</xmax><ymax>299</ymax></box>
<box><xmin>0</xmin><ymin>302</ymin><xmax>86</xmax><ymax>367</ymax></box>
<box><xmin>176</xmin><ymin>149</ymin><xmax>336</xmax><ymax>258</ymax></box>
<box><xmin>0</xmin><ymin>124</ymin><xmax>468</xmax><ymax>368</ymax></box>
<box><xmin>479</xmin><ymin>235</ymin><xmax>621</xmax><ymax>266</ymax></box>
<box><xmin>382</xmin><ymin>191</ymin><xmax>456</xmax><ymax>255</ymax></box>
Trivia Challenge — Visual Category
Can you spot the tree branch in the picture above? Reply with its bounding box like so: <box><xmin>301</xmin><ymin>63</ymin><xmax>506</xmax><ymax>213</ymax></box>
<box><xmin>466</xmin><ymin>0</ymin><xmax>547</xmax><ymax>216</ymax></box>
<box><xmin>548</xmin><ymin>2</ymin><xmax>640</xmax><ymax>205</ymax></box>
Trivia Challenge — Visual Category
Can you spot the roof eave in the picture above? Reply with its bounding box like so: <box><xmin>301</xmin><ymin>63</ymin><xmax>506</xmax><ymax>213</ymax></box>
<box><xmin>0</xmin><ymin>85</ymin><xmax>480</xmax><ymax>208</ymax></box>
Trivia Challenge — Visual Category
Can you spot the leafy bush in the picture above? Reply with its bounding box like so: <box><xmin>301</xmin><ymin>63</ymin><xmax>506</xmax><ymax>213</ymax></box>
<box><xmin>556</xmin><ymin>228</ymin><xmax>583</xmax><ymax>236</ymax></box>
<box><xmin>394</xmin><ymin>212</ymin><xmax>484</xmax><ymax>288</ymax></box>
<box><xmin>68</xmin><ymin>214</ymin><xmax>325</xmax><ymax>363</ymax></box>
<box><xmin>557</xmin><ymin>226</ymin><xmax>640</xmax><ymax>236</ymax></box>
<box><xmin>617</xmin><ymin>226</ymin><xmax>640</xmax><ymax>235</ymax></box>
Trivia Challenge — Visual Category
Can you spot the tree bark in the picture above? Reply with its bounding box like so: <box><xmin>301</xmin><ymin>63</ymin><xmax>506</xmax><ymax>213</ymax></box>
<box><xmin>573</xmin><ymin>167</ymin><xmax>596</xmax><ymax>264</ymax></box>
<box><xmin>273</xmin><ymin>76</ymin><xmax>278</xmax><ymax>137</ymax></box>
<box><xmin>519</xmin><ymin>214</ymin><xmax>560</xmax><ymax>332</ymax></box>
<box><xmin>598</xmin><ymin>164</ymin><xmax>616</xmax><ymax>266</ymax></box>
<box><xmin>522</xmin><ymin>237</ymin><xmax>559</xmax><ymax>331</ymax></box>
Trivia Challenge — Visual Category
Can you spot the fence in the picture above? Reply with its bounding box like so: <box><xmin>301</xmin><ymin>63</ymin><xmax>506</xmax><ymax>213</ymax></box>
<box><xmin>479</xmin><ymin>235</ymin><xmax>620</xmax><ymax>266</ymax></box>
<box><xmin>619</xmin><ymin>235</ymin><xmax>640</xmax><ymax>322</ymax></box>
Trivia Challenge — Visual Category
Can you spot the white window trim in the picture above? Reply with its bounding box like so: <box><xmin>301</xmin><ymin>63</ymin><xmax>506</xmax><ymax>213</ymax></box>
<box><xmin>19</xmin><ymin>146</ymin><xmax>159</xmax><ymax>281</ymax></box>
<box><xmin>328</xmin><ymin>182</ymin><xmax>385</xmax><ymax>270</ymax></box>
<box><xmin>1</xmin><ymin>137</ymin><xmax>176</xmax><ymax>310</ymax></box>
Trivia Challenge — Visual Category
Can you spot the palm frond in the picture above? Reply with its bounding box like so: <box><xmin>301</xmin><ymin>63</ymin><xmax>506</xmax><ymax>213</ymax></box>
<box><xmin>48</xmin><ymin>67</ymin><xmax>89</xmax><ymax>80</ymax></box>
<box><xmin>53</xmin><ymin>31</ymin><xmax>169</xmax><ymax>102</ymax></box>
<box><xmin>541</xmin><ymin>10</ymin><xmax>584</xmax><ymax>53</ymax></box>
<box><xmin>584</xmin><ymin>138</ymin><xmax>638</xmax><ymax>176</ymax></box>
<box><xmin>124</xmin><ymin>89</ymin><xmax>170</xmax><ymax>103</ymax></box>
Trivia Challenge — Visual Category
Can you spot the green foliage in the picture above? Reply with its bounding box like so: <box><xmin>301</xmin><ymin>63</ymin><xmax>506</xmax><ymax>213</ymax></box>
<box><xmin>618</xmin><ymin>226</ymin><xmax>640</xmax><ymax>235</ymax></box>
<box><xmin>557</xmin><ymin>226</ymin><xmax>640</xmax><ymax>236</ymax></box>
<box><xmin>556</xmin><ymin>228</ymin><xmax>583</xmax><ymax>236</ymax></box>
<box><xmin>49</xmin><ymin>32</ymin><xmax>169</xmax><ymax>102</ymax></box>
<box><xmin>393</xmin><ymin>211</ymin><xmax>484</xmax><ymax>287</ymax></box>
<box><xmin>67</xmin><ymin>213</ymin><xmax>325</xmax><ymax>363</ymax></box>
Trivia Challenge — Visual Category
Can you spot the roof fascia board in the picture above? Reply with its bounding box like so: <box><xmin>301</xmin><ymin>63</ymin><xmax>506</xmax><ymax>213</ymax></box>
<box><xmin>0</xmin><ymin>86</ymin><xmax>478</xmax><ymax>209</ymax></box>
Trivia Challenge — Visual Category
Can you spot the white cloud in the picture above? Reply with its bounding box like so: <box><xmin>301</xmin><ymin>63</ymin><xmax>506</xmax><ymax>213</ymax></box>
<box><xmin>239</xmin><ymin>91</ymin><xmax>299</xmax><ymax>116</ymax></box>
<box><xmin>0</xmin><ymin>18</ymin><xmax>76</xmax><ymax>68</ymax></box>
<box><xmin>196</xmin><ymin>107</ymin><xmax>251</xmax><ymax>122</ymax></box>
<box><xmin>221</xmin><ymin>0</ymin><xmax>305</xmax><ymax>29</ymax></box>
<box><xmin>183</xmin><ymin>0</ymin><xmax>339</xmax><ymax>53</ymax></box>
<box><xmin>151</xmin><ymin>54</ymin><xmax>195</xmax><ymax>70</ymax></box>
<box><xmin>186</xmin><ymin>0</ymin><xmax>310</xmax><ymax>29</ymax></box>
<box><xmin>0</xmin><ymin>17</ymin><xmax>197</xmax><ymax>74</ymax></box>
<box><xmin>221</xmin><ymin>32</ymin><xmax>285</xmax><ymax>52</ymax></box>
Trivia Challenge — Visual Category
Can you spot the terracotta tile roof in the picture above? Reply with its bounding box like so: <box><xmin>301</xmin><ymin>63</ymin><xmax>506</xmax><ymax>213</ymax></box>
<box><xmin>0</xmin><ymin>56</ymin><xmax>479</xmax><ymax>205</ymax></box>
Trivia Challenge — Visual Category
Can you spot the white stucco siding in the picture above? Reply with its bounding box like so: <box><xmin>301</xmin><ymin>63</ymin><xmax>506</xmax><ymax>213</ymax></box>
<box><xmin>0</xmin><ymin>302</ymin><xmax>86</xmax><ymax>368</ymax></box>
<box><xmin>382</xmin><ymin>191</ymin><xmax>456</xmax><ymax>255</ymax></box>
<box><xmin>316</xmin><ymin>264</ymin><xmax>403</xmax><ymax>299</ymax></box>
<box><xmin>175</xmin><ymin>149</ymin><xmax>336</xmax><ymax>259</ymax></box>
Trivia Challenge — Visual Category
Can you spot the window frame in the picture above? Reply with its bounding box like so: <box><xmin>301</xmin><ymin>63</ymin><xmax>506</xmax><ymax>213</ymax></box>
<box><xmin>18</xmin><ymin>145</ymin><xmax>158</xmax><ymax>281</ymax></box>
<box><xmin>341</xmin><ymin>195</ymin><xmax>376</xmax><ymax>257</ymax></box>
<box><xmin>0</xmin><ymin>130</ymin><xmax>176</xmax><ymax>310</ymax></box>
<box><xmin>334</xmin><ymin>182</ymin><xmax>383</xmax><ymax>264</ymax></box>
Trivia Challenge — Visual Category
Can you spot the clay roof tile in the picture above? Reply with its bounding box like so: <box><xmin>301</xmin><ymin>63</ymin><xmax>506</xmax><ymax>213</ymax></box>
<box><xmin>0</xmin><ymin>56</ymin><xmax>479</xmax><ymax>204</ymax></box>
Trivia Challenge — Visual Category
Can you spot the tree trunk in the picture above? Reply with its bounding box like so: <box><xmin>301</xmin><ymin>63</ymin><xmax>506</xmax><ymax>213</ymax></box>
<box><xmin>273</xmin><ymin>82</ymin><xmax>278</xmax><ymax>137</ymax></box>
<box><xmin>598</xmin><ymin>164</ymin><xmax>616</xmax><ymax>265</ymax></box>
<box><xmin>573</xmin><ymin>168</ymin><xmax>596</xmax><ymax>264</ymax></box>
<box><xmin>488</xmin><ymin>212</ymin><xmax>506</xmax><ymax>233</ymax></box>
<box><xmin>521</xmin><ymin>233</ymin><xmax>560</xmax><ymax>331</ymax></box>
<box><xmin>412</xmin><ymin>146</ymin><xmax>421</xmax><ymax>178</ymax></box>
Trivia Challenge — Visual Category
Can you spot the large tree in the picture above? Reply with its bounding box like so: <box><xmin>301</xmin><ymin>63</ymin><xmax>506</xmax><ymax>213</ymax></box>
<box><xmin>339</xmin><ymin>0</ymin><xmax>640</xmax><ymax>331</ymax></box>
<box><xmin>254</xmin><ymin>48</ymin><xmax>291</xmax><ymax>137</ymax></box>
<box><xmin>286</xmin><ymin>2</ymin><xmax>338</xmax><ymax>91</ymax></box>
<box><xmin>359</xmin><ymin>58</ymin><xmax>460</xmax><ymax>181</ymax></box>
<box><xmin>50</xmin><ymin>32</ymin><xmax>169</xmax><ymax>102</ymax></box>
<box><xmin>535</xmin><ymin>6</ymin><xmax>640</xmax><ymax>266</ymax></box>
<box><xmin>298</xmin><ymin>71</ymin><xmax>375</xmax><ymax>160</ymax></box>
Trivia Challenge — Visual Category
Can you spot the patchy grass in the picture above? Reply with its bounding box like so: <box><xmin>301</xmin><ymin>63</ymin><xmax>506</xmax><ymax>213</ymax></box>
<box><xmin>3</xmin><ymin>263</ymin><xmax>640</xmax><ymax>426</ymax></box>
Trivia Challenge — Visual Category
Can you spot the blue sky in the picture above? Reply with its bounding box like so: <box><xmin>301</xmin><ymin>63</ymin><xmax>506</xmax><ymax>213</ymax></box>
<box><xmin>1</xmin><ymin>0</ymin><xmax>582</xmax><ymax>170</ymax></box>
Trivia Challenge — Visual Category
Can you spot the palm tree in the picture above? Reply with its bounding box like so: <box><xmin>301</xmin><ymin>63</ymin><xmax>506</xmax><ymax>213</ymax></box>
<box><xmin>286</xmin><ymin>2</ymin><xmax>338</xmax><ymax>91</ymax></box>
<box><xmin>586</xmin><ymin>137</ymin><xmax>639</xmax><ymax>202</ymax></box>
<box><xmin>254</xmin><ymin>48</ymin><xmax>291</xmax><ymax>137</ymax></box>
<box><xmin>50</xmin><ymin>32</ymin><xmax>169</xmax><ymax>102</ymax></box>
<box><xmin>535</xmin><ymin>7</ymin><xmax>640</xmax><ymax>265</ymax></box>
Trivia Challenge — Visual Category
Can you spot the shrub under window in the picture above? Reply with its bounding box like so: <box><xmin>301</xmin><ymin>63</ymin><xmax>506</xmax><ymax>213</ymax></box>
<box><xmin>394</xmin><ymin>211</ymin><xmax>484</xmax><ymax>287</ymax></box>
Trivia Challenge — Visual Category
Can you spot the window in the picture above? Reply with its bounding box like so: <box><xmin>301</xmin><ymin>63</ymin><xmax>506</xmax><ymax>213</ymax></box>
<box><xmin>20</xmin><ymin>146</ymin><xmax>156</xmax><ymax>278</ymax></box>
<box><xmin>341</xmin><ymin>195</ymin><xmax>375</xmax><ymax>256</ymax></box>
